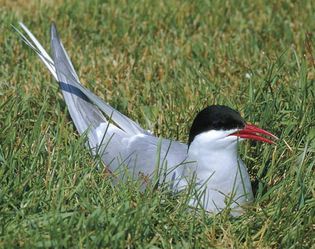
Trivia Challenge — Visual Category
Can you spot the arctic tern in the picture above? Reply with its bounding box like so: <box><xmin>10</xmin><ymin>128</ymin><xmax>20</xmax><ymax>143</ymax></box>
<box><xmin>16</xmin><ymin>23</ymin><xmax>277</xmax><ymax>216</ymax></box>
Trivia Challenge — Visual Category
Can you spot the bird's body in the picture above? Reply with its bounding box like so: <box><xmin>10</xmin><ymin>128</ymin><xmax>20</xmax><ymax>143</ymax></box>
<box><xmin>94</xmin><ymin>122</ymin><xmax>253</xmax><ymax>214</ymax></box>
<box><xmin>17</xmin><ymin>23</ymin><xmax>276</xmax><ymax>215</ymax></box>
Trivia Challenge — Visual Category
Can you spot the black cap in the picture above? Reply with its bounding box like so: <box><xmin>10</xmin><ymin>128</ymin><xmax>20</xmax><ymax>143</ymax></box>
<box><xmin>188</xmin><ymin>105</ymin><xmax>245</xmax><ymax>146</ymax></box>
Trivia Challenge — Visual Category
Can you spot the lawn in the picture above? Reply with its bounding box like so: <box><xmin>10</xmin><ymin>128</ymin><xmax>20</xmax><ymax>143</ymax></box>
<box><xmin>0</xmin><ymin>0</ymin><xmax>314</xmax><ymax>248</ymax></box>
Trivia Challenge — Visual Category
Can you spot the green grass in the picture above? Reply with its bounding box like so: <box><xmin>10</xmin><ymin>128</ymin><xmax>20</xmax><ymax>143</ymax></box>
<box><xmin>1</xmin><ymin>0</ymin><xmax>315</xmax><ymax>248</ymax></box>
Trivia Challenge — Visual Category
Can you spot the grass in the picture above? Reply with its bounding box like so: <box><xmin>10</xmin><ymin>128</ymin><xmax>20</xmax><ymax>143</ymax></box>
<box><xmin>1</xmin><ymin>0</ymin><xmax>315</xmax><ymax>248</ymax></box>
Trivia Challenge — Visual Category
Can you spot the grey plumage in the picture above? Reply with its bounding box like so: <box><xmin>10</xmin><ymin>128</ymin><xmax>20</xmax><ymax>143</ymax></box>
<box><xmin>17</xmin><ymin>22</ymin><xmax>189</xmax><ymax>184</ymax></box>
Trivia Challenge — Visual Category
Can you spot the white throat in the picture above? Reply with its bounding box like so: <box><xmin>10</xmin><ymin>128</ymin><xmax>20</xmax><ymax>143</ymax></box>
<box><xmin>188</xmin><ymin>129</ymin><xmax>240</xmax><ymax>165</ymax></box>
<box><xmin>186</xmin><ymin>129</ymin><xmax>253</xmax><ymax>215</ymax></box>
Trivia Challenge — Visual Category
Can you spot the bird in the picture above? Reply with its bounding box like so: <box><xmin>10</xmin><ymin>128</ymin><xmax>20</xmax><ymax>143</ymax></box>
<box><xmin>16</xmin><ymin>22</ymin><xmax>277</xmax><ymax>216</ymax></box>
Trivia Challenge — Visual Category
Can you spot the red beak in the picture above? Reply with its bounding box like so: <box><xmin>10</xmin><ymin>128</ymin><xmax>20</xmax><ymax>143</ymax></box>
<box><xmin>230</xmin><ymin>124</ymin><xmax>278</xmax><ymax>144</ymax></box>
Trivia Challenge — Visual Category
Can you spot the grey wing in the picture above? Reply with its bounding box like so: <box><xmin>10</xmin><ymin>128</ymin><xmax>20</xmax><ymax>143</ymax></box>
<box><xmin>49</xmin><ymin>23</ymin><xmax>148</xmax><ymax>136</ymax></box>
<box><xmin>16</xmin><ymin>22</ymin><xmax>149</xmax><ymax>152</ymax></box>
<box><xmin>16</xmin><ymin>22</ymin><xmax>190</xmax><ymax>181</ymax></box>
<box><xmin>105</xmin><ymin>133</ymin><xmax>189</xmax><ymax>182</ymax></box>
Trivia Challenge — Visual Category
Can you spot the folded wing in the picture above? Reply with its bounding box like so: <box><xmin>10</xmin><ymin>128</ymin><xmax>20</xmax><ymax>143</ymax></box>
<box><xmin>16</xmin><ymin>22</ymin><xmax>188</xmax><ymax>182</ymax></box>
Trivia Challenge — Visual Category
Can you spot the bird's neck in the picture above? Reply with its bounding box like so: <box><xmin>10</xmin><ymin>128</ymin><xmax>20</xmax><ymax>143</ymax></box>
<box><xmin>187</xmin><ymin>141</ymin><xmax>240</xmax><ymax>175</ymax></box>
<box><xmin>184</xmin><ymin>134</ymin><xmax>253</xmax><ymax>214</ymax></box>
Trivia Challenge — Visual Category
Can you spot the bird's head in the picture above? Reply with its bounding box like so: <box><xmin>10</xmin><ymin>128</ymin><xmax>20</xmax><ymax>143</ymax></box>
<box><xmin>188</xmin><ymin>105</ymin><xmax>277</xmax><ymax>151</ymax></box>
